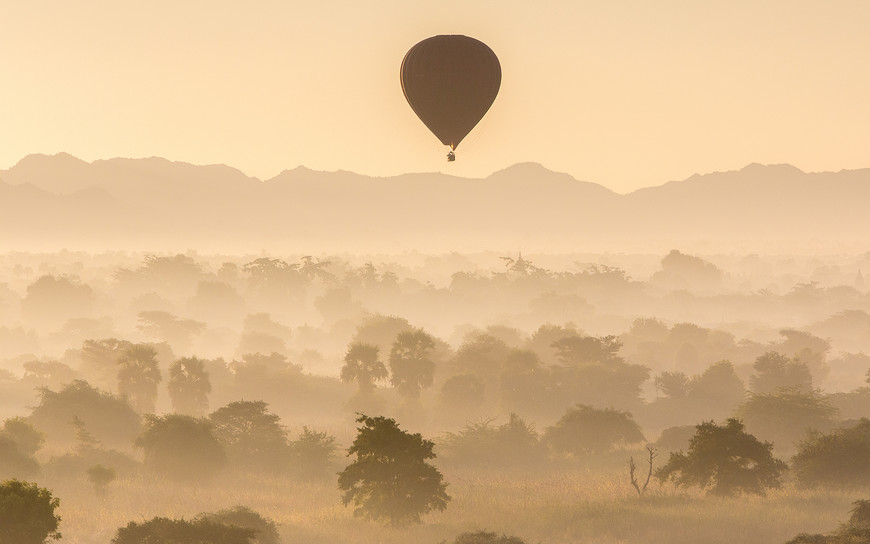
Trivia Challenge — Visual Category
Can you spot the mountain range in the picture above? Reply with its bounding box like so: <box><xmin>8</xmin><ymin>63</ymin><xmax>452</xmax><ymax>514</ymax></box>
<box><xmin>2</xmin><ymin>153</ymin><xmax>869</xmax><ymax>254</ymax></box>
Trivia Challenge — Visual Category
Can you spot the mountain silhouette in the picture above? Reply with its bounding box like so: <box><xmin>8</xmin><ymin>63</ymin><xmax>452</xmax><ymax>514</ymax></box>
<box><xmin>2</xmin><ymin>153</ymin><xmax>868</xmax><ymax>253</ymax></box>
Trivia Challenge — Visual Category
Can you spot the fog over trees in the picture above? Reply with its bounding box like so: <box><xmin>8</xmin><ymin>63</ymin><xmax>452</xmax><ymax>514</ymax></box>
<box><xmin>2</xmin><ymin>247</ymin><xmax>870</xmax><ymax>543</ymax></box>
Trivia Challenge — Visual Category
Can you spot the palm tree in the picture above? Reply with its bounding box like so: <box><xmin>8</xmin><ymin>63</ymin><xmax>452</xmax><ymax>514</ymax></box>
<box><xmin>117</xmin><ymin>344</ymin><xmax>162</xmax><ymax>413</ymax></box>
<box><xmin>167</xmin><ymin>357</ymin><xmax>211</xmax><ymax>415</ymax></box>
<box><xmin>389</xmin><ymin>330</ymin><xmax>436</xmax><ymax>400</ymax></box>
<box><xmin>341</xmin><ymin>343</ymin><xmax>387</xmax><ymax>395</ymax></box>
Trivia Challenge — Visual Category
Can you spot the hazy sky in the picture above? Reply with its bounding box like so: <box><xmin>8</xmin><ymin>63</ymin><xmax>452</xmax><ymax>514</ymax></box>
<box><xmin>2</xmin><ymin>1</ymin><xmax>868</xmax><ymax>193</ymax></box>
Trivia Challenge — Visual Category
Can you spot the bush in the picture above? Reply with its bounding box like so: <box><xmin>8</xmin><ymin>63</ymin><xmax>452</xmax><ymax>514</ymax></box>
<box><xmin>440</xmin><ymin>413</ymin><xmax>544</xmax><ymax>468</ymax></box>
<box><xmin>112</xmin><ymin>517</ymin><xmax>255</xmax><ymax>544</ymax></box>
<box><xmin>197</xmin><ymin>506</ymin><xmax>279</xmax><ymax>544</ymax></box>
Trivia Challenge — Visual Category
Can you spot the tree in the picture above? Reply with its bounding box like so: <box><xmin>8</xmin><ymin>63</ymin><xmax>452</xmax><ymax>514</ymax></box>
<box><xmin>439</xmin><ymin>374</ymin><xmax>486</xmax><ymax>420</ymax></box>
<box><xmin>791</xmin><ymin>418</ymin><xmax>870</xmax><ymax>489</ymax></box>
<box><xmin>79</xmin><ymin>338</ymin><xmax>133</xmax><ymax>389</ymax></box>
<box><xmin>655</xmin><ymin>418</ymin><xmax>787</xmax><ymax>496</ymax></box>
<box><xmin>208</xmin><ymin>401</ymin><xmax>289</xmax><ymax>472</ymax></box>
<box><xmin>544</xmin><ymin>405</ymin><xmax>645</xmax><ymax>455</ymax></box>
<box><xmin>137</xmin><ymin>311</ymin><xmax>205</xmax><ymax>354</ymax></box>
<box><xmin>0</xmin><ymin>479</ymin><xmax>61</xmax><ymax>543</ymax></box>
<box><xmin>86</xmin><ymin>464</ymin><xmax>116</xmax><ymax>496</ymax></box>
<box><xmin>167</xmin><ymin>357</ymin><xmax>211</xmax><ymax>415</ymax></box>
<box><xmin>499</xmin><ymin>349</ymin><xmax>550</xmax><ymax>417</ymax></box>
<box><xmin>2</xmin><ymin>417</ymin><xmax>45</xmax><ymax>457</ymax></box>
<box><xmin>654</xmin><ymin>371</ymin><xmax>691</xmax><ymax>400</ymax></box>
<box><xmin>338</xmin><ymin>414</ymin><xmax>450</xmax><ymax>526</ymax></box>
<box><xmin>117</xmin><ymin>344</ymin><xmax>162</xmax><ymax>413</ymax></box>
<box><xmin>28</xmin><ymin>380</ymin><xmax>141</xmax><ymax>449</ymax></box>
<box><xmin>389</xmin><ymin>329</ymin><xmax>436</xmax><ymax>400</ymax></box>
<box><xmin>135</xmin><ymin>414</ymin><xmax>225</xmax><ymax>481</ymax></box>
<box><xmin>112</xmin><ymin>517</ymin><xmax>255</xmax><ymax>544</ymax></box>
<box><xmin>736</xmin><ymin>388</ymin><xmax>838</xmax><ymax>453</ymax></box>
<box><xmin>0</xmin><ymin>418</ymin><xmax>44</xmax><ymax>479</ymax></box>
<box><xmin>340</xmin><ymin>343</ymin><xmax>388</xmax><ymax>396</ymax></box>
<box><xmin>749</xmin><ymin>351</ymin><xmax>813</xmax><ymax>394</ymax></box>
<box><xmin>552</xmin><ymin>334</ymin><xmax>623</xmax><ymax>365</ymax></box>
<box><xmin>21</xmin><ymin>274</ymin><xmax>94</xmax><ymax>329</ymax></box>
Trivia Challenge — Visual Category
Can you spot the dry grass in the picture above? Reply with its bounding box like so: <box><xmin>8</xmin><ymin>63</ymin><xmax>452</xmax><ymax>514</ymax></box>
<box><xmin>46</xmin><ymin>467</ymin><xmax>859</xmax><ymax>544</ymax></box>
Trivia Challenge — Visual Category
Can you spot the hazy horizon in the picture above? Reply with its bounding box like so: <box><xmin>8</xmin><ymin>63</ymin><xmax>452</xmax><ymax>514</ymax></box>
<box><xmin>3</xmin><ymin>1</ymin><xmax>870</xmax><ymax>193</ymax></box>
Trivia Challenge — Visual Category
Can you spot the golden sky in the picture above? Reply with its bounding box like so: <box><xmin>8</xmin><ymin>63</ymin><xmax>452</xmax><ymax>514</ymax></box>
<box><xmin>2</xmin><ymin>1</ymin><xmax>868</xmax><ymax>193</ymax></box>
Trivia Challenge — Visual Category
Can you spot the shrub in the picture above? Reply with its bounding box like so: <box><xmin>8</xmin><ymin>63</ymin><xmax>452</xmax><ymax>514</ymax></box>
<box><xmin>197</xmin><ymin>506</ymin><xmax>279</xmax><ymax>544</ymax></box>
<box><xmin>112</xmin><ymin>517</ymin><xmax>255</xmax><ymax>544</ymax></box>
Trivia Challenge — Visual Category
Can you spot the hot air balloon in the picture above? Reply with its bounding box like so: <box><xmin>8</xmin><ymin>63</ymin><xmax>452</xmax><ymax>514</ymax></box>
<box><xmin>400</xmin><ymin>35</ymin><xmax>501</xmax><ymax>161</ymax></box>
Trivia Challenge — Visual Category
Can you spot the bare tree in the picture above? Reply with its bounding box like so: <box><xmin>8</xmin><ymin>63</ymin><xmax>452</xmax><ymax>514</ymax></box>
<box><xmin>629</xmin><ymin>446</ymin><xmax>657</xmax><ymax>497</ymax></box>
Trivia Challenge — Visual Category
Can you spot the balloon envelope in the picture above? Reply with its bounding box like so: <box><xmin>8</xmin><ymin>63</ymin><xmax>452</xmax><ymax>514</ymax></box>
<box><xmin>400</xmin><ymin>35</ymin><xmax>501</xmax><ymax>151</ymax></box>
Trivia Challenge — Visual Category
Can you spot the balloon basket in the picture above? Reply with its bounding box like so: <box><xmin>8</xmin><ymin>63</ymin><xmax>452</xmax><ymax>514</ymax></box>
<box><xmin>447</xmin><ymin>151</ymin><xmax>456</xmax><ymax>162</ymax></box>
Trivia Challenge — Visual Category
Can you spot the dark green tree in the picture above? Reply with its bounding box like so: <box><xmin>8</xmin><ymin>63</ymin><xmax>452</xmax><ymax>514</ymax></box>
<box><xmin>0</xmin><ymin>479</ymin><xmax>61</xmax><ymax>543</ymax></box>
<box><xmin>117</xmin><ymin>344</ymin><xmax>162</xmax><ymax>413</ymax></box>
<box><xmin>338</xmin><ymin>414</ymin><xmax>450</xmax><ymax>526</ymax></box>
<box><xmin>389</xmin><ymin>329</ymin><xmax>436</xmax><ymax>400</ymax></box>
<box><xmin>655</xmin><ymin>418</ymin><xmax>787</xmax><ymax>496</ymax></box>
<box><xmin>135</xmin><ymin>414</ymin><xmax>225</xmax><ymax>481</ymax></box>
<box><xmin>167</xmin><ymin>357</ymin><xmax>212</xmax><ymax>415</ymax></box>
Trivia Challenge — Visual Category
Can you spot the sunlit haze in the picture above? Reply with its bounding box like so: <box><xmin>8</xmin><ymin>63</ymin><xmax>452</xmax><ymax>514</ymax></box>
<box><xmin>2</xmin><ymin>1</ymin><xmax>868</xmax><ymax>192</ymax></box>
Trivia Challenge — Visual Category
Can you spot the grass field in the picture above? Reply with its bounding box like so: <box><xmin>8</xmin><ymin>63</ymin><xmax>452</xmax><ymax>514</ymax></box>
<box><xmin>45</xmin><ymin>466</ymin><xmax>860</xmax><ymax>544</ymax></box>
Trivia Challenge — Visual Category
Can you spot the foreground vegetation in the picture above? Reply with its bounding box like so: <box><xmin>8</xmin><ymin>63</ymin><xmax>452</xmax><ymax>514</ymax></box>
<box><xmin>17</xmin><ymin>468</ymin><xmax>859</xmax><ymax>544</ymax></box>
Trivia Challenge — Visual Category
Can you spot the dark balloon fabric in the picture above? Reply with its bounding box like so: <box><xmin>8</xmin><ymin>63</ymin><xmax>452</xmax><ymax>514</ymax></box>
<box><xmin>400</xmin><ymin>35</ymin><xmax>501</xmax><ymax>150</ymax></box>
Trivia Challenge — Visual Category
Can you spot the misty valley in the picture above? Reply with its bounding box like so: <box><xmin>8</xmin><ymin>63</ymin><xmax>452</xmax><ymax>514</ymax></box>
<box><xmin>2</xmin><ymin>249</ymin><xmax>870</xmax><ymax>543</ymax></box>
